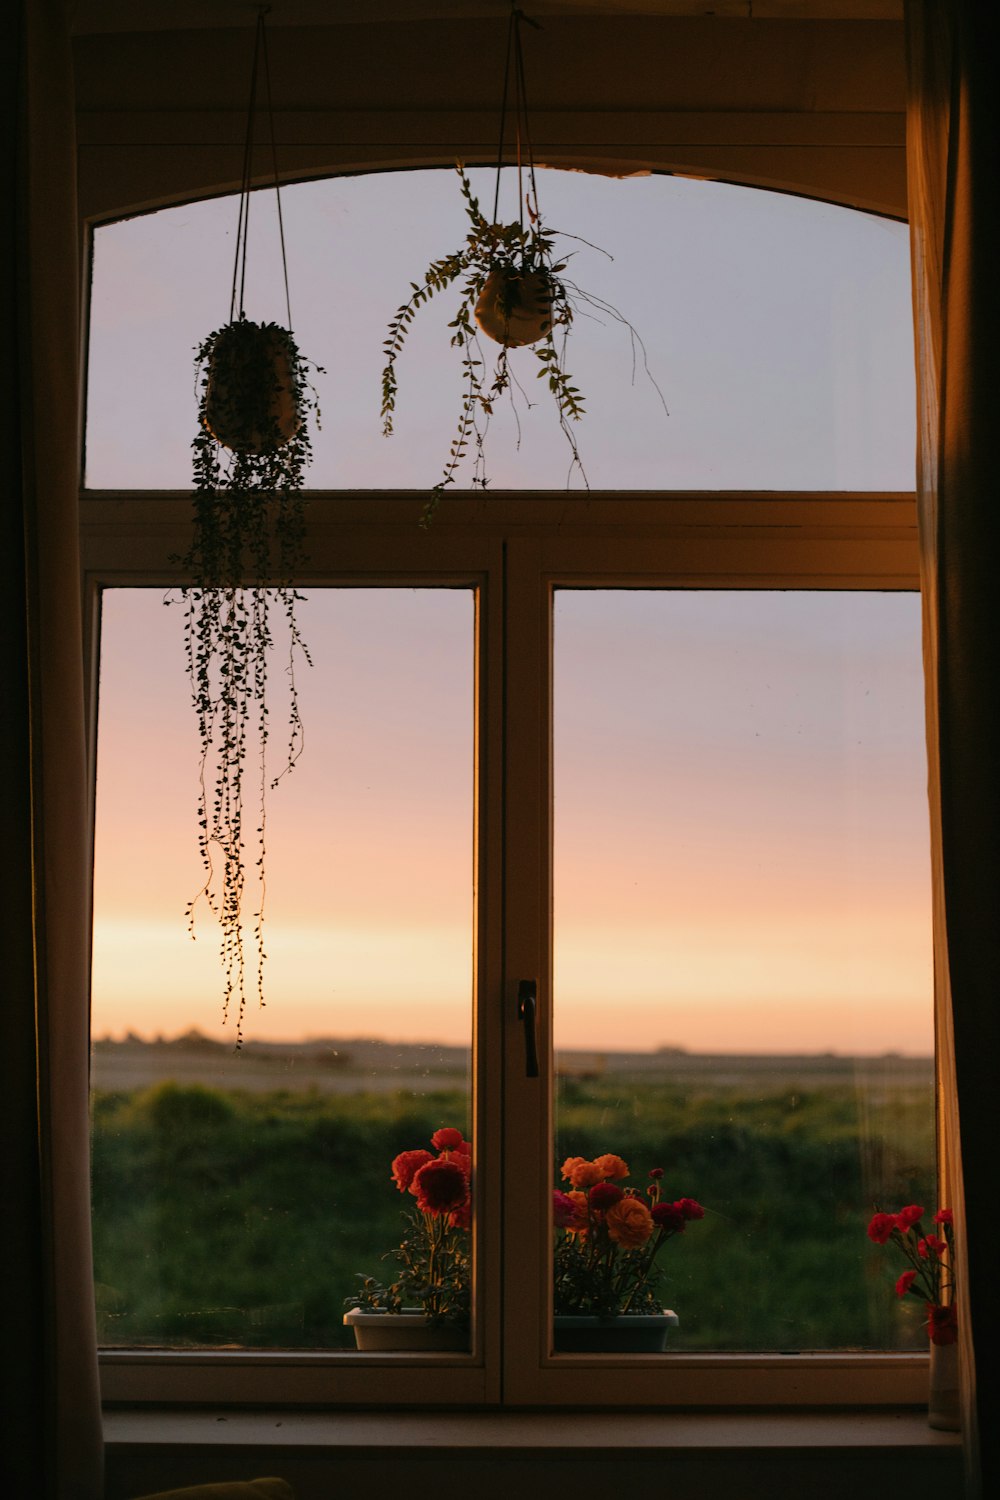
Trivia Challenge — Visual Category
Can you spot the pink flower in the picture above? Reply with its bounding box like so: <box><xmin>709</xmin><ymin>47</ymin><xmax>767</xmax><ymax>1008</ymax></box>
<box><xmin>895</xmin><ymin>1270</ymin><xmax>917</xmax><ymax>1297</ymax></box>
<box><xmin>411</xmin><ymin>1158</ymin><xmax>469</xmax><ymax>1216</ymax></box>
<box><xmin>651</xmin><ymin>1202</ymin><xmax>687</xmax><ymax>1233</ymax></box>
<box><xmin>867</xmin><ymin>1212</ymin><xmax>897</xmax><ymax>1244</ymax></box>
<box><xmin>896</xmin><ymin>1204</ymin><xmax>924</xmax><ymax>1230</ymax></box>
<box><xmin>675</xmin><ymin>1197</ymin><xmax>705</xmax><ymax>1221</ymax></box>
<box><xmin>934</xmin><ymin>1208</ymin><xmax>954</xmax><ymax>1227</ymax></box>
<box><xmin>927</xmin><ymin>1304</ymin><xmax>958</xmax><ymax>1346</ymax></box>
<box><xmin>391</xmin><ymin>1148</ymin><xmax>433</xmax><ymax>1192</ymax></box>
<box><xmin>431</xmin><ymin>1127</ymin><xmax>466</xmax><ymax>1152</ymax></box>
<box><xmin>553</xmin><ymin>1190</ymin><xmax>580</xmax><ymax>1228</ymax></box>
<box><xmin>589</xmin><ymin>1182</ymin><xmax>625</xmax><ymax>1211</ymax></box>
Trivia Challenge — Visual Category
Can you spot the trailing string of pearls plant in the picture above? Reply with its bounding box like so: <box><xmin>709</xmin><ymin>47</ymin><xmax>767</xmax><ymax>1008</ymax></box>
<box><xmin>169</xmin><ymin>10</ymin><xmax>321</xmax><ymax>1045</ymax></box>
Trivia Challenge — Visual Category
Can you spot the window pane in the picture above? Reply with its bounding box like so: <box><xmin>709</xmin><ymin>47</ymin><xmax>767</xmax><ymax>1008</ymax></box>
<box><xmin>91</xmin><ymin>588</ymin><xmax>474</xmax><ymax>1350</ymax></box>
<box><xmin>86</xmin><ymin>171</ymin><xmax>914</xmax><ymax>492</ymax></box>
<box><xmin>553</xmin><ymin>590</ymin><xmax>933</xmax><ymax>1352</ymax></box>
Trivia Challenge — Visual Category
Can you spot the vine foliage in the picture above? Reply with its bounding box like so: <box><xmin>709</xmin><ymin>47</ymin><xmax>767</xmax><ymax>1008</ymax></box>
<box><xmin>381</xmin><ymin>165</ymin><xmax>590</xmax><ymax>523</ymax></box>
<box><xmin>171</xmin><ymin>316</ymin><xmax>321</xmax><ymax>1044</ymax></box>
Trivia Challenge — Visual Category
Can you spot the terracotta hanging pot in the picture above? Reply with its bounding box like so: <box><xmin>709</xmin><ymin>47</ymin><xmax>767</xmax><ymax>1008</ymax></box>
<box><xmin>202</xmin><ymin>318</ymin><xmax>301</xmax><ymax>454</ymax></box>
<box><xmin>474</xmin><ymin>267</ymin><xmax>553</xmax><ymax>347</ymax></box>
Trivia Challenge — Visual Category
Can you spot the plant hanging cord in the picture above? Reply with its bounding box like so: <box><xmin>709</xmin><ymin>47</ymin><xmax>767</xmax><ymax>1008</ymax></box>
<box><xmin>492</xmin><ymin>4</ymin><xmax>542</xmax><ymax>232</ymax></box>
<box><xmin>229</xmin><ymin>8</ymin><xmax>294</xmax><ymax>331</ymax></box>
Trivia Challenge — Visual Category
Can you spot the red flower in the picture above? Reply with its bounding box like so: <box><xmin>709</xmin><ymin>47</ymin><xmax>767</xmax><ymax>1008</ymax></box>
<box><xmin>927</xmin><ymin>1304</ymin><xmax>958</xmax><ymax>1346</ymax></box>
<box><xmin>431</xmin><ymin>1127</ymin><xmax>466</xmax><ymax>1152</ymax></box>
<box><xmin>675</xmin><ymin>1197</ymin><xmax>705</xmax><ymax>1221</ymax></box>
<box><xmin>589</xmin><ymin>1182</ymin><xmax>625</xmax><ymax>1210</ymax></box>
<box><xmin>896</xmin><ymin>1204</ymin><xmax>924</xmax><ymax>1230</ymax></box>
<box><xmin>652</xmin><ymin>1202</ymin><xmax>687</xmax><ymax>1233</ymax></box>
<box><xmin>411</xmin><ymin>1158</ymin><xmax>469</xmax><ymax>1216</ymax></box>
<box><xmin>867</xmin><ymin>1212</ymin><xmax>897</xmax><ymax>1244</ymax></box>
<box><xmin>391</xmin><ymin>1148</ymin><xmax>433</xmax><ymax>1193</ymax></box>
<box><xmin>934</xmin><ymin>1208</ymin><xmax>954</xmax><ymax>1227</ymax></box>
<box><xmin>921</xmin><ymin>1233</ymin><xmax>947</xmax><ymax>1257</ymax></box>
<box><xmin>895</xmin><ymin>1270</ymin><xmax>917</xmax><ymax>1297</ymax></box>
<box><xmin>553</xmin><ymin>1190</ymin><xmax>580</xmax><ymax>1228</ymax></box>
<box><xmin>449</xmin><ymin>1201</ymin><xmax>472</xmax><ymax>1231</ymax></box>
<box><xmin>648</xmin><ymin>1168</ymin><xmax>664</xmax><ymax>1180</ymax></box>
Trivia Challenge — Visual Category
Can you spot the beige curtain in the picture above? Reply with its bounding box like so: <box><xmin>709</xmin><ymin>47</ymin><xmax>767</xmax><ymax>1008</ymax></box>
<box><xmin>906</xmin><ymin>2</ymin><xmax>1000</xmax><ymax>1494</ymax></box>
<box><xmin>3</xmin><ymin>1</ymin><xmax>103</xmax><ymax>1495</ymax></box>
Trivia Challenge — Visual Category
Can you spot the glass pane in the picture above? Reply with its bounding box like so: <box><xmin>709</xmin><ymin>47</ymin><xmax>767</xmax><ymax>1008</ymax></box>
<box><xmin>91</xmin><ymin>588</ymin><xmax>474</xmax><ymax>1350</ymax></box>
<box><xmin>86</xmin><ymin>170</ymin><xmax>913</xmax><ymax>492</ymax></box>
<box><xmin>553</xmin><ymin>590</ymin><xmax>933</xmax><ymax>1352</ymax></box>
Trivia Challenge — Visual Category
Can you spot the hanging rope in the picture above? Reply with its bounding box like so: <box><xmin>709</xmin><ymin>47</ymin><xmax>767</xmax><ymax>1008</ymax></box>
<box><xmin>492</xmin><ymin>4</ymin><xmax>542</xmax><ymax>233</ymax></box>
<box><xmin>229</xmin><ymin>8</ymin><xmax>293</xmax><ymax>330</ymax></box>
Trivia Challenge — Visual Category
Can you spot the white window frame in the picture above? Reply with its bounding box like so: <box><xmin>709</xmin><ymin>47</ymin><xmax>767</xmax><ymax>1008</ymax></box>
<box><xmin>82</xmin><ymin>489</ymin><xmax>930</xmax><ymax>1409</ymax></box>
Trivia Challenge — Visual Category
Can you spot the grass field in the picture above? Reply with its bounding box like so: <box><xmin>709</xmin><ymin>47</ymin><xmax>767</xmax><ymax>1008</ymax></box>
<box><xmin>91</xmin><ymin>1049</ymin><xmax>935</xmax><ymax>1353</ymax></box>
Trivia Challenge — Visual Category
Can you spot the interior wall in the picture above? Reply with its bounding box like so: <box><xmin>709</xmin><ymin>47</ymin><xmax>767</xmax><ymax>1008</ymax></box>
<box><xmin>72</xmin><ymin>15</ymin><xmax>907</xmax><ymax>223</ymax></box>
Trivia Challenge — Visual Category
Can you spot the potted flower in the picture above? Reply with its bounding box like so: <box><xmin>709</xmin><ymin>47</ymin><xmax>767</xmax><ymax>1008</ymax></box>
<box><xmin>553</xmin><ymin>1154</ymin><xmax>704</xmax><ymax>1352</ymax></box>
<box><xmin>344</xmin><ymin>1128</ymin><xmax>472</xmax><ymax>1351</ymax></box>
<box><xmin>866</xmin><ymin>1204</ymin><xmax>959</xmax><ymax>1429</ymax></box>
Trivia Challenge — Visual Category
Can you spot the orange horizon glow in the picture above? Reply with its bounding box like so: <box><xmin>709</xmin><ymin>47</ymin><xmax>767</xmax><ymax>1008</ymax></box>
<box><xmin>88</xmin><ymin>174</ymin><xmax>930</xmax><ymax>1061</ymax></box>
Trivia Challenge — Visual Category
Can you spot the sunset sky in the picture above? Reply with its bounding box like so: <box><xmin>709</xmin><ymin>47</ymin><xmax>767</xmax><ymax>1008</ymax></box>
<box><xmin>87</xmin><ymin>168</ymin><xmax>931</xmax><ymax>1054</ymax></box>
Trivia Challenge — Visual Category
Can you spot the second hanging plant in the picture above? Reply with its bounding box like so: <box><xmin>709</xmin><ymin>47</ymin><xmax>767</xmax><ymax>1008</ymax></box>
<box><xmin>380</xmin><ymin>7</ymin><xmax>664</xmax><ymax>523</ymax></box>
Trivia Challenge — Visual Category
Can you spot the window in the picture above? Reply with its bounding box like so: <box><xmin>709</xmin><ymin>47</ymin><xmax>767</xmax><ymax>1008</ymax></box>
<box><xmin>84</xmin><ymin>169</ymin><xmax>931</xmax><ymax>1409</ymax></box>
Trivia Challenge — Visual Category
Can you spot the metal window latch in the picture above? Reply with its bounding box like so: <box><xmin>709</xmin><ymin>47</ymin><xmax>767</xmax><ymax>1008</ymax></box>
<box><xmin>518</xmin><ymin>979</ymin><xmax>539</xmax><ymax>1078</ymax></box>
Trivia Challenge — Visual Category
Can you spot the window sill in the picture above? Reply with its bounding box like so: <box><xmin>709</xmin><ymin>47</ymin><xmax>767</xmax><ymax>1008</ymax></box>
<box><xmin>104</xmin><ymin>1408</ymin><xmax>963</xmax><ymax>1500</ymax></box>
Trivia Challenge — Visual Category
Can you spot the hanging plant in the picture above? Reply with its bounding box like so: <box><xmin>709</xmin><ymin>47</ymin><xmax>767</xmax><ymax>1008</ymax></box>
<box><xmin>380</xmin><ymin>6</ymin><xmax>664</xmax><ymax>524</ymax></box>
<box><xmin>169</xmin><ymin>14</ymin><xmax>322</xmax><ymax>1044</ymax></box>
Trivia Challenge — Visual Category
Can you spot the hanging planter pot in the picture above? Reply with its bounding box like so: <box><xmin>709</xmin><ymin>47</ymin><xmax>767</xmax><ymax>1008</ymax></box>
<box><xmin>202</xmin><ymin>318</ymin><xmax>302</xmax><ymax>453</ymax></box>
<box><xmin>169</xmin><ymin>13</ymin><xmax>322</xmax><ymax>1045</ymax></box>
<box><xmin>379</xmin><ymin>6</ymin><xmax>665</xmax><ymax>526</ymax></box>
<box><xmin>473</xmin><ymin>266</ymin><xmax>554</xmax><ymax>347</ymax></box>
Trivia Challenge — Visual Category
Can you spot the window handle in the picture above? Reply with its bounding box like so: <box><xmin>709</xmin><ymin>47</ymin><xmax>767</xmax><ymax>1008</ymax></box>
<box><xmin>518</xmin><ymin>979</ymin><xmax>540</xmax><ymax>1078</ymax></box>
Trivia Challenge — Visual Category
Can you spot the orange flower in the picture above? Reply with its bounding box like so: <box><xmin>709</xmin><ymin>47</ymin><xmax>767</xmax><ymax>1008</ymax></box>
<box><xmin>567</xmin><ymin>1190</ymin><xmax>589</xmax><ymax>1226</ymax></box>
<box><xmin>605</xmin><ymin>1196</ymin><xmax>654</xmax><ymax>1247</ymax></box>
<box><xmin>561</xmin><ymin>1157</ymin><xmax>604</xmax><ymax>1189</ymax></box>
<box><xmin>593</xmin><ymin>1153</ymin><xmax>629</xmax><ymax>1181</ymax></box>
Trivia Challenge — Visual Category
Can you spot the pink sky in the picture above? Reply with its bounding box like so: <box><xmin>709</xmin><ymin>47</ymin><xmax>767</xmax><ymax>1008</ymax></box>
<box><xmin>88</xmin><ymin>169</ymin><xmax>931</xmax><ymax>1054</ymax></box>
